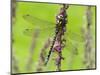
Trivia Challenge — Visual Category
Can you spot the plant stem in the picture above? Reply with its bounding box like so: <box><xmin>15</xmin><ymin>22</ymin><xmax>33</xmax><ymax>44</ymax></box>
<box><xmin>83</xmin><ymin>6</ymin><xmax>95</xmax><ymax>68</ymax></box>
<box><xmin>36</xmin><ymin>38</ymin><xmax>52</xmax><ymax>72</ymax></box>
<box><xmin>54</xmin><ymin>4</ymin><xmax>69</xmax><ymax>71</ymax></box>
<box><xmin>12</xmin><ymin>0</ymin><xmax>16</xmax><ymax>24</ymax></box>
<box><xmin>26</xmin><ymin>29</ymin><xmax>40</xmax><ymax>71</ymax></box>
<box><xmin>12</xmin><ymin>53</ymin><xmax>20</xmax><ymax>73</ymax></box>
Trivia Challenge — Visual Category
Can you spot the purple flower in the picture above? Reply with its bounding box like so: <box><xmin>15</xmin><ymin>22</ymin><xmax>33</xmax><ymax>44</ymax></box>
<box><xmin>55</xmin><ymin>46</ymin><xmax>62</xmax><ymax>52</ymax></box>
<box><xmin>55</xmin><ymin>56</ymin><xmax>64</xmax><ymax>65</ymax></box>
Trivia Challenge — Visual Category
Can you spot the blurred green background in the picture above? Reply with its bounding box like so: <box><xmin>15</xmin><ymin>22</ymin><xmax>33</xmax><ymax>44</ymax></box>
<box><xmin>12</xmin><ymin>2</ymin><xmax>96</xmax><ymax>73</ymax></box>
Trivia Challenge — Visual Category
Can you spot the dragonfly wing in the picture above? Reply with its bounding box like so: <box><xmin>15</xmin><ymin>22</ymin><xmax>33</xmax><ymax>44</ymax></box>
<box><xmin>23</xmin><ymin>15</ymin><xmax>55</xmax><ymax>37</ymax></box>
<box><xmin>23</xmin><ymin>14</ymin><xmax>55</xmax><ymax>28</ymax></box>
<box><xmin>66</xmin><ymin>30</ymin><xmax>84</xmax><ymax>44</ymax></box>
<box><xmin>65</xmin><ymin>38</ymin><xmax>79</xmax><ymax>55</ymax></box>
<box><xmin>62</xmin><ymin>30</ymin><xmax>84</xmax><ymax>55</ymax></box>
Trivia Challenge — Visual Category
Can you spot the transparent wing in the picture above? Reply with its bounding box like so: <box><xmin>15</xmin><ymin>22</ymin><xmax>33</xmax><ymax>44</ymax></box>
<box><xmin>23</xmin><ymin>14</ymin><xmax>55</xmax><ymax>38</ymax></box>
<box><xmin>66</xmin><ymin>30</ymin><xmax>84</xmax><ymax>44</ymax></box>
<box><xmin>23</xmin><ymin>14</ymin><xmax>55</xmax><ymax>28</ymax></box>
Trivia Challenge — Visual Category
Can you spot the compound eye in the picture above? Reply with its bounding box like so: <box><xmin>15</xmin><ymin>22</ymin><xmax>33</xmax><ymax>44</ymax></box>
<box><xmin>58</xmin><ymin>15</ymin><xmax>61</xmax><ymax>18</ymax></box>
<box><xmin>60</xmin><ymin>15</ymin><xmax>63</xmax><ymax>17</ymax></box>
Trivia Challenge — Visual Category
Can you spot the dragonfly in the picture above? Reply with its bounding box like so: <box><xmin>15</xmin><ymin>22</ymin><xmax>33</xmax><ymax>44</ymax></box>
<box><xmin>22</xmin><ymin>14</ymin><xmax>84</xmax><ymax>64</ymax></box>
<box><xmin>23</xmin><ymin>14</ymin><xmax>83</xmax><ymax>41</ymax></box>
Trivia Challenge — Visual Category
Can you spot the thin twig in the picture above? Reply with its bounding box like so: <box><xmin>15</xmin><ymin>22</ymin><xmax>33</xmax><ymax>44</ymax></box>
<box><xmin>12</xmin><ymin>0</ymin><xmax>16</xmax><ymax>24</ymax></box>
<box><xmin>36</xmin><ymin>38</ymin><xmax>52</xmax><ymax>72</ymax></box>
<box><xmin>26</xmin><ymin>29</ymin><xmax>40</xmax><ymax>71</ymax></box>
<box><xmin>12</xmin><ymin>53</ymin><xmax>20</xmax><ymax>73</ymax></box>
<box><xmin>82</xmin><ymin>6</ymin><xmax>95</xmax><ymax>68</ymax></box>
<box><xmin>12</xmin><ymin>0</ymin><xmax>17</xmax><ymax>73</ymax></box>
